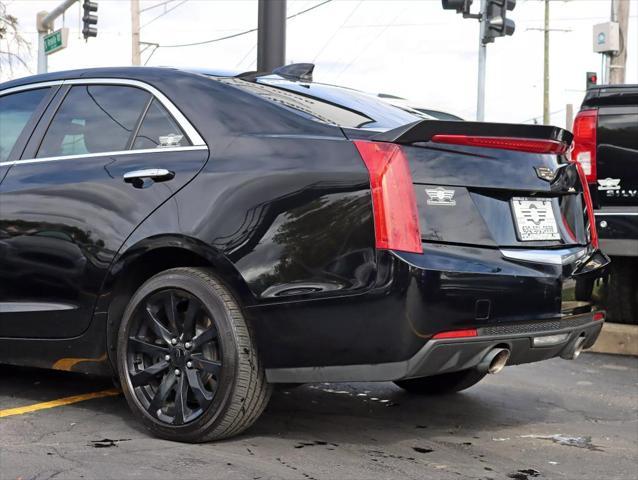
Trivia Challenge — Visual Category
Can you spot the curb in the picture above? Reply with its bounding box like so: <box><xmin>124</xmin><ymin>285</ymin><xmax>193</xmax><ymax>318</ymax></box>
<box><xmin>587</xmin><ymin>322</ymin><xmax>638</xmax><ymax>356</ymax></box>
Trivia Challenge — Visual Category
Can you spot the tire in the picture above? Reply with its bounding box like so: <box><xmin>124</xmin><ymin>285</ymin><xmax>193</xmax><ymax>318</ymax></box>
<box><xmin>116</xmin><ymin>267</ymin><xmax>272</xmax><ymax>442</ymax></box>
<box><xmin>394</xmin><ymin>369</ymin><xmax>487</xmax><ymax>395</ymax></box>
<box><xmin>606</xmin><ymin>259</ymin><xmax>638</xmax><ymax>325</ymax></box>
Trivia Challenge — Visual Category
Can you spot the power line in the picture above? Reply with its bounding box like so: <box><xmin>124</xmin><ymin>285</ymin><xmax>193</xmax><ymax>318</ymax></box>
<box><xmin>140</xmin><ymin>0</ymin><xmax>179</xmax><ymax>14</ymax></box>
<box><xmin>141</xmin><ymin>0</ymin><xmax>189</xmax><ymax>29</ymax></box>
<box><xmin>312</xmin><ymin>0</ymin><xmax>362</xmax><ymax>62</ymax></box>
<box><xmin>155</xmin><ymin>0</ymin><xmax>333</xmax><ymax>49</ymax></box>
<box><xmin>334</xmin><ymin>7</ymin><xmax>406</xmax><ymax>81</ymax></box>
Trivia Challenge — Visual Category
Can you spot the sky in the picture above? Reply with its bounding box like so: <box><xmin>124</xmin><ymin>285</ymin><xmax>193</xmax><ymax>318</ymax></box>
<box><xmin>1</xmin><ymin>0</ymin><xmax>637</xmax><ymax>128</ymax></box>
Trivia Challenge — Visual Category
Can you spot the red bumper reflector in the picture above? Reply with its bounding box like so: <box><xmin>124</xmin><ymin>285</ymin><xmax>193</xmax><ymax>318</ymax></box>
<box><xmin>353</xmin><ymin>140</ymin><xmax>423</xmax><ymax>254</ymax></box>
<box><xmin>432</xmin><ymin>328</ymin><xmax>478</xmax><ymax>340</ymax></box>
<box><xmin>593</xmin><ymin>312</ymin><xmax>605</xmax><ymax>321</ymax></box>
<box><xmin>431</xmin><ymin>134</ymin><xmax>569</xmax><ymax>154</ymax></box>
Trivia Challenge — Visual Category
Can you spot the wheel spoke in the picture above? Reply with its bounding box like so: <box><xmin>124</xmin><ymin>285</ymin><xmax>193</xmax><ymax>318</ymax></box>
<box><xmin>130</xmin><ymin>360</ymin><xmax>169</xmax><ymax>387</ymax></box>
<box><xmin>191</xmin><ymin>355</ymin><xmax>222</xmax><ymax>377</ymax></box>
<box><xmin>186</xmin><ymin>368</ymin><xmax>214</xmax><ymax>407</ymax></box>
<box><xmin>148</xmin><ymin>370</ymin><xmax>176</xmax><ymax>414</ymax></box>
<box><xmin>191</xmin><ymin>327</ymin><xmax>217</xmax><ymax>351</ymax></box>
<box><xmin>173</xmin><ymin>373</ymin><xmax>189</xmax><ymax>425</ymax></box>
<box><xmin>181</xmin><ymin>301</ymin><xmax>200</xmax><ymax>341</ymax></box>
<box><xmin>163</xmin><ymin>291</ymin><xmax>179</xmax><ymax>336</ymax></box>
<box><xmin>144</xmin><ymin>306</ymin><xmax>172</xmax><ymax>343</ymax></box>
<box><xmin>129</xmin><ymin>337</ymin><xmax>169</xmax><ymax>356</ymax></box>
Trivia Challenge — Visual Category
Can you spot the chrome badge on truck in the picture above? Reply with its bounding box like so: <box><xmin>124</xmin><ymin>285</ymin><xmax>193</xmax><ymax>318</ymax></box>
<box><xmin>425</xmin><ymin>187</ymin><xmax>456</xmax><ymax>206</ymax></box>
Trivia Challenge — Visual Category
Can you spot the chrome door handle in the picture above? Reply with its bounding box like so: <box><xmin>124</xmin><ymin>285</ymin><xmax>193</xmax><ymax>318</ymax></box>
<box><xmin>123</xmin><ymin>168</ymin><xmax>175</xmax><ymax>184</ymax></box>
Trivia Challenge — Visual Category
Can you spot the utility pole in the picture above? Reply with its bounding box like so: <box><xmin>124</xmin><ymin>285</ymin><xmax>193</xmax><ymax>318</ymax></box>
<box><xmin>36</xmin><ymin>0</ymin><xmax>78</xmax><ymax>74</ymax></box>
<box><xmin>257</xmin><ymin>0</ymin><xmax>286</xmax><ymax>71</ymax></box>
<box><xmin>476</xmin><ymin>0</ymin><xmax>487</xmax><ymax>121</ymax></box>
<box><xmin>131</xmin><ymin>0</ymin><xmax>141</xmax><ymax>65</ymax></box>
<box><xmin>543</xmin><ymin>0</ymin><xmax>550</xmax><ymax>125</ymax></box>
<box><xmin>609</xmin><ymin>0</ymin><xmax>630</xmax><ymax>84</ymax></box>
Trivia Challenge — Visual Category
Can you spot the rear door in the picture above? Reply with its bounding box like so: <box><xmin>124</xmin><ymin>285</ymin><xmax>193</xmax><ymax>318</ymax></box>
<box><xmin>0</xmin><ymin>80</ymin><xmax>208</xmax><ymax>338</ymax></box>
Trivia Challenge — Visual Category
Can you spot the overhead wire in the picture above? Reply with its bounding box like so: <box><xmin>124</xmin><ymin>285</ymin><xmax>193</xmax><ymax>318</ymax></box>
<box><xmin>154</xmin><ymin>0</ymin><xmax>333</xmax><ymax>49</ymax></box>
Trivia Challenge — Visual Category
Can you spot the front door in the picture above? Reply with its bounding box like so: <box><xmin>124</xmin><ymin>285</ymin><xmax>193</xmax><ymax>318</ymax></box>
<box><xmin>0</xmin><ymin>81</ymin><xmax>208</xmax><ymax>338</ymax></box>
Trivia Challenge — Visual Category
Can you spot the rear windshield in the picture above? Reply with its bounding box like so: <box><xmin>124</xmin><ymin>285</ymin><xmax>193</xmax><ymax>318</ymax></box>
<box><xmin>216</xmin><ymin>76</ymin><xmax>430</xmax><ymax>130</ymax></box>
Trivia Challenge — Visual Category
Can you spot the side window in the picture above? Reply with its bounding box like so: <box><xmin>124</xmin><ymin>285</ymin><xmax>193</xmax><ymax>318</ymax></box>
<box><xmin>132</xmin><ymin>99</ymin><xmax>191</xmax><ymax>150</ymax></box>
<box><xmin>37</xmin><ymin>85</ymin><xmax>150</xmax><ymax>158</ymax></box>
<box><xmin>0</xmin><ymin>88</ymin><xmax>50</xmax><ymax>162</ymax></box>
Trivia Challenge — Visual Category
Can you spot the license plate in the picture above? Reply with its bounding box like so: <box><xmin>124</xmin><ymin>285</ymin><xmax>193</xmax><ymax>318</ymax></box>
<box><xmin>511</xmin><ymin>197</ymin><xmax>560</xmax><ymax>241</ymax></box>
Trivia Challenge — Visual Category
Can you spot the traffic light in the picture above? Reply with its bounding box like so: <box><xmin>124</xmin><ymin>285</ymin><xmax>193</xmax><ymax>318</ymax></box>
<box><xmin>483</xmin><ymin>0</ymin><xmax>516</xmax><ymax>44</ymax></box>
<box><xmin>586</xmin><ymin>72</ymin><xmax>598</xmax><ymax>89</ymax></box>
<box><xmin>82</xmin><ymin>0</ymin><xmax>98</xmax><ymax>40</ymax></box>
<box><xmin>441</xmin><ymin>0</ymin><xmax>473</xmax><ymax>13</ymax></box>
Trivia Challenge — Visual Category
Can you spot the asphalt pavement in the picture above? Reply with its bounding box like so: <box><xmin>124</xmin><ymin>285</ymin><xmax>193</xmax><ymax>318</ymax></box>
<box><xmin>1</xmin><ymin>353</ymin><xmax>636</xmax><ymax>480</ymax></box>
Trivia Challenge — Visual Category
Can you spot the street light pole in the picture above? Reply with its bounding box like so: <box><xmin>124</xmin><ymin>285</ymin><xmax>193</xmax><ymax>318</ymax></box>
<box><xmin>37</xmin><ymin>11</ymin><xmax>48</xmax><ymax>74</ymax></box>
<box><xmin>257</xmin><ymin>0</ymin><xmax>286</xmax><ymax>72</ymax></box>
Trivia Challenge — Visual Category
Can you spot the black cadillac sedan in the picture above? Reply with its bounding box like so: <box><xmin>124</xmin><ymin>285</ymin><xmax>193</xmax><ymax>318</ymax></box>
<box><xmin>0</xmin><ymin>65</ymin><xmax>608</xmax><ymax>442</ymax></box>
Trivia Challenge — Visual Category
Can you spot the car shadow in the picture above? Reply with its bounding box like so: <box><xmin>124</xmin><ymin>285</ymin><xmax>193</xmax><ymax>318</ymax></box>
<box><xmin>0</xmin><ymin>364</ymin><xmax>555</xmax><ymax>445</ymax></box>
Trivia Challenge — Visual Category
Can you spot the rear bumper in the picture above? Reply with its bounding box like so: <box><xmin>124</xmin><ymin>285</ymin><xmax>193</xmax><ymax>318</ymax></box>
<box><xmin>254</xmin><ymin>245</ymin><xmax>608</xmax><ymax>381</ymax></box>
<box><xmin>266</xmin><ymin>313</ymin><xmax>604</xmax><ymax>383</ymax></box>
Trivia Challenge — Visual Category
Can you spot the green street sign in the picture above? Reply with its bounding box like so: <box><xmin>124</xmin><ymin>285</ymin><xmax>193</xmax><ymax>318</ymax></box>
<box><xmin>44</xmin><ymin>28</ymin><xmax>68</xmax><ymax>55</ymax></box>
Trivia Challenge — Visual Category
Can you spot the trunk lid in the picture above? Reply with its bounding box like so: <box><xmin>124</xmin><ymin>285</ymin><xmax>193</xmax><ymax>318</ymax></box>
<box><xmin>346</xmin><ymin>120</ymin><xmax>593</xmax><ymax>250</ymax></box>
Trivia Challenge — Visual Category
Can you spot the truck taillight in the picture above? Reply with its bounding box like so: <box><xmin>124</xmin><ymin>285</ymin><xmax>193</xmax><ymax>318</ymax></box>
<box><xmin>353</xmin><ymin>141</ymin><xmax>423</xmax><ymax>254</ymax></box>
<box><xmin>571</xmin><ymin>109</ymin><xmax>598</xmax><ymax>183</ymax></box>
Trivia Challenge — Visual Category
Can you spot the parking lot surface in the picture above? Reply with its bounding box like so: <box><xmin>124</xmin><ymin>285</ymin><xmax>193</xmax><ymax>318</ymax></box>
<box><xmin>1</xmin><ymin>353</ymin><xmax>636</xmax><ymax>480</ymax></box>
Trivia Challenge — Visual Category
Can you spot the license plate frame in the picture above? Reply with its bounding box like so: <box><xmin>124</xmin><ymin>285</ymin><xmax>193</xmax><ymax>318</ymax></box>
<box><xmin>511</xmin><ymin>197</ymin><xmax>560</xmax><ymax>241</ymax></box>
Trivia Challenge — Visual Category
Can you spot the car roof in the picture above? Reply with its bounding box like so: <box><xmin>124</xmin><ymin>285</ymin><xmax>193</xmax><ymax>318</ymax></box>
<box><xmin>0</xmin><ymin>66</ymin><xmax>208</xmax><ymax>91</ymax></box>
<box><xmin>0</xmin><ymin>66</ymin><xmax>430</xmax><ymax>131</ymax></box>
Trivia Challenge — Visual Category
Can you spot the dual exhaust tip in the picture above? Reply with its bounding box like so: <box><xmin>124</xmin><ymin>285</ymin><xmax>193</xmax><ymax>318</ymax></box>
<box><xmin>478</xmin><ymin>334</ymin><xmax>588</xmax><ymax>375</ymax></box>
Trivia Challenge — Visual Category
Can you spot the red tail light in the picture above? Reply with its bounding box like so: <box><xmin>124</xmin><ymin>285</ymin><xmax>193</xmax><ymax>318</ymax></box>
<box><xmin>353</xmin><ymin>141</ymin><xmax>422</xmax><ymax>254</ymax></box>
<box><xmin>575</xmin><ymin>161</ymin><xmax>599</xmax><ymax>249</ymax></box>
<box><xmin>571</xmin><ymin>109</ymin><xmax>598</xmax><ymax>183</ymax></box>
<box><xmin>432</xmin><ymin>328</ymin><xmax>478</xmax><ymax>339</ymax></box>
<box><xmin>431</xmin><ymin>135</ymin><xmax>569</xmax><ymax>154</ymax></box>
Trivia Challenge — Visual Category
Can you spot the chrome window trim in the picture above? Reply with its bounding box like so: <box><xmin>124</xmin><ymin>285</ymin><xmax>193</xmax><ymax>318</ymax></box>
<box><xmin>0</xmin><ymin>145</ymin><xmax>208</xmax><ymax>168</ymax></box>
<box><xmin>0</xmin><ymin>77</ymin><xmax>206</xmax><ymax>147</ymax></box>
<box><xmin>500</xmin><ymin>247</ymin><xmax>588</xmax><ymax>266</ymax></box>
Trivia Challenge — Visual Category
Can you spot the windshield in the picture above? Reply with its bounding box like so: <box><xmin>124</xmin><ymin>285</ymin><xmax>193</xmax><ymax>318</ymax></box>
<box><xmin>216</xmin><ymin>75</ymin><xmax>431</xmax><ymax>130</ymax></box>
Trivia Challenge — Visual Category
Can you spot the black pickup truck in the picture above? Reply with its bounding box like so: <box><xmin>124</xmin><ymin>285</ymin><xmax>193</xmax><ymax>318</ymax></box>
<box><xmin>573</xmin><ymin>84</ymin><xmax>638</xmax><ymax>323</ymax></box>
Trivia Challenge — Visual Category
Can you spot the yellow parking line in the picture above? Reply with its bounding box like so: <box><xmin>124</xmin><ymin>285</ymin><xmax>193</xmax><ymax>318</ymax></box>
<box><xmin>0</xmin><ymin>388</ymin><xmax>120</xmax><ymax>418</ymax></box>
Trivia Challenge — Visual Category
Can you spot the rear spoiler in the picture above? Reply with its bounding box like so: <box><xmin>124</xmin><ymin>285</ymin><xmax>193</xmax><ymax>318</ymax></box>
<box><xmin>371</xmin><ymin>120</ymin><xmax>573</xmax><ymax>145</ymax></box>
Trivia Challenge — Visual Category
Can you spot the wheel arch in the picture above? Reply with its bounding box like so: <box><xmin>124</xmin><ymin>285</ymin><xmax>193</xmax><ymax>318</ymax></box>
<box><xmin>98</xmin><ymin>235</ymin><xmax>256</xmax><ymax>370</ymax></box>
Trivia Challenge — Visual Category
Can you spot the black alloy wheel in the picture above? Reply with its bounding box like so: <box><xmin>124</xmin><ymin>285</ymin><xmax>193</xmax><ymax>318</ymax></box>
<box><xmin>117</xmin><ymin>268</ymin><xmax>271</xmax><ymax>442</ymax></box>
<box><xmin>126</xmin><ymin>288</ymin><xmax>221</xmax><ymax>425</ymax></box>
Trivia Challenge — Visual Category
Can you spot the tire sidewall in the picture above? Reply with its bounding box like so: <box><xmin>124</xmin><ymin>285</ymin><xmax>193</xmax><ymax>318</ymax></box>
<box><xmin>116</xmin><ymin>269</ymin><xmax>240</xmax><ymax>441</ymax></box>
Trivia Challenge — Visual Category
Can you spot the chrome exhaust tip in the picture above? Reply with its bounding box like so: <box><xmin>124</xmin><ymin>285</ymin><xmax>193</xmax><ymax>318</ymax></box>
<box><xmin>562</xmin><ymin>335</ymin><xmax>587</xmax><ymax>360</ymax></box>
<box><xmin>477</xmin><ymin>348</ymin><xmax>511</xmax><ymax>374</ymax></box>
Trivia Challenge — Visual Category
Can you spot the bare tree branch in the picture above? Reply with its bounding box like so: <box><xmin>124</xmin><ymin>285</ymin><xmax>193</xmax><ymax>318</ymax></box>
<box><xmin>0</xmin><ymin>1</ymin><xmax>32</xmax><ymax>79</ymax></box>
